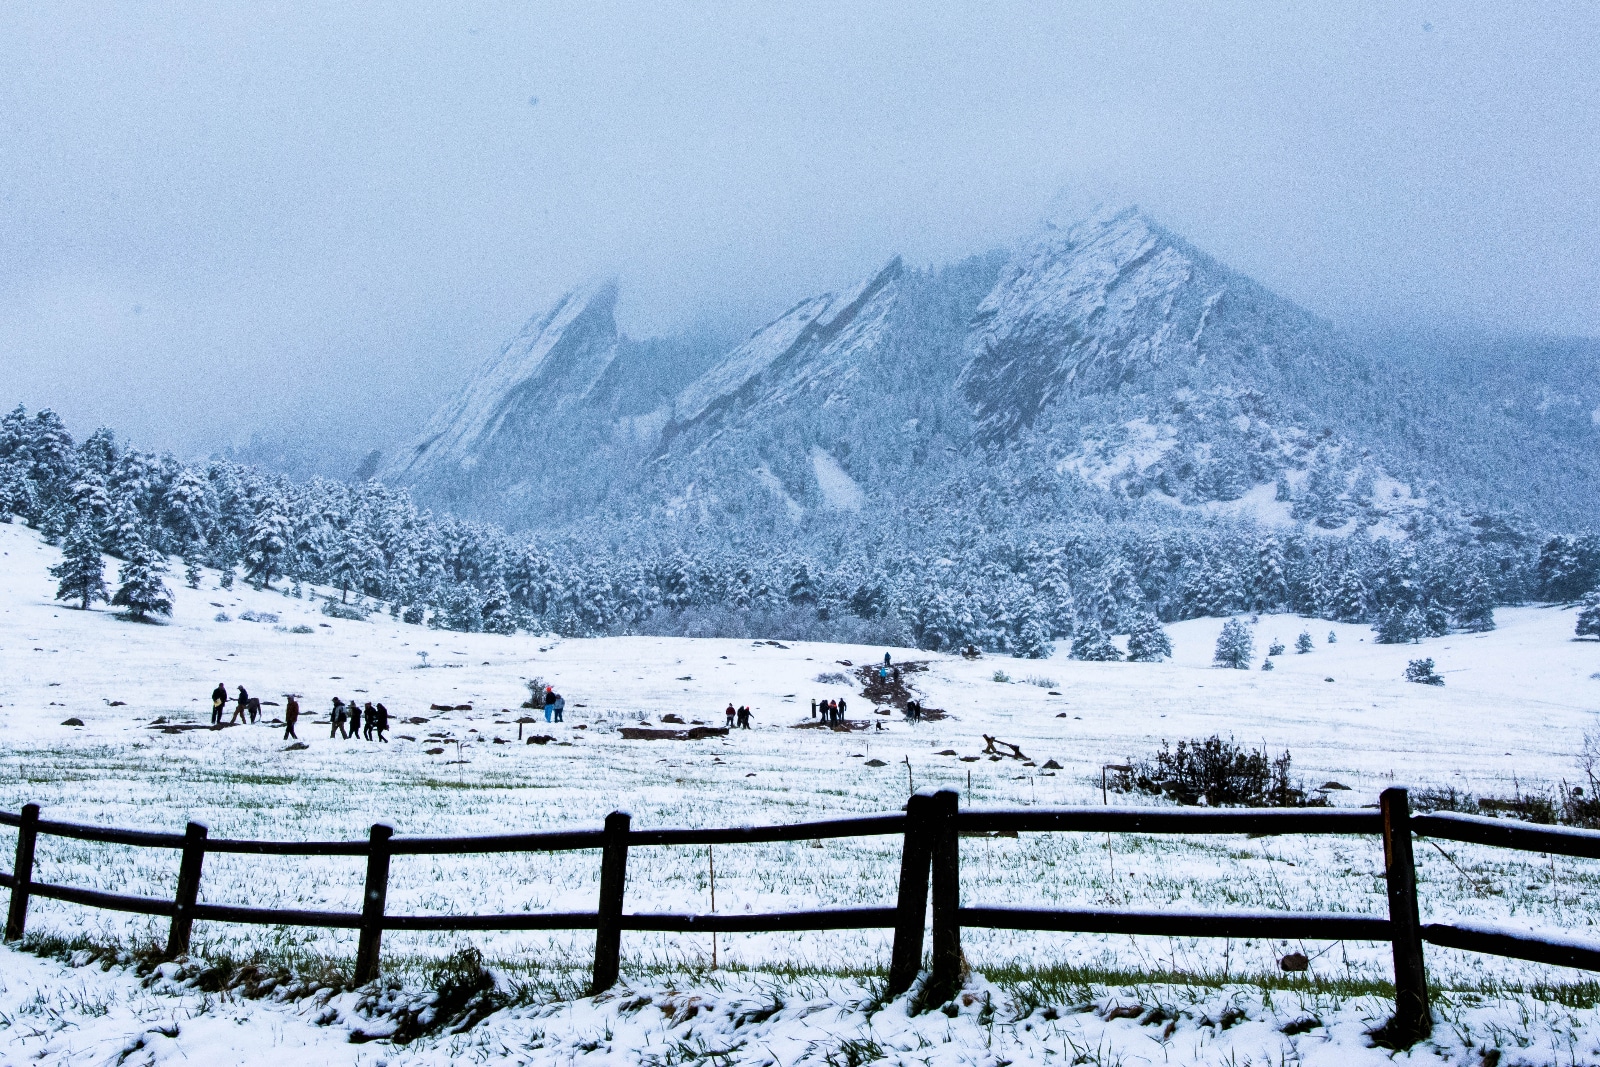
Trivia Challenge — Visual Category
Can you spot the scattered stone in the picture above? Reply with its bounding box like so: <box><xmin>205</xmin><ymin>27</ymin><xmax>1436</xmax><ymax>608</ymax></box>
<box><xmin>424</xmin><ymin>747</ymin><xmax>445</xmax><ymax>755</ymax></box>
<box><xmin>1042</xmin><ymin>759</ymin><xmax>1063</xmax><ymax>770</ymax></box>
<box><xmin>103</xmin><ymin>699</ymin><xmax>126</xmax><ymax>707</ymax></box>
<box><xmin>661</xmin><ymin>713</ymin><xmax>686</xmax><ymax>724</ymax></box>
<box><xmin>960</xmin><ymin>756</ymin><xmax>980</xmax><ymax>762</ymax></box>
<box><xmin>865</xmin><ymin>758</ymin><xmax>887</xmax><ymax>767</ymax></box>
<box><xmin>526</xmin><ymin>735</ymin><xmax>555</xmax><ymax>745</ymax></box>
<box><xmin>1279</xmin><ymin>952</ymin><xmax>1309</xmax><ymax>972</ymax></box>
<box><xmin>283</xmin><ymin>742</ymin><xmax>309</xmax><ymax>751</ymax></box>
<box><xmin>937</xmin><ymin>749</ymin><xmax>958</xmax><ymax>756</ymax></box>
<box><xmin>405</xmin><ymin>716</ymin><xmax>430</xmax><ymax>725</ymax></box>
<box><xmin>61</xmin><ymin>717</ymin><xmax>84</xmax><ymax>726</ymax></box>
<box><xmin>1318</xmin><ymin>781</ymin><xmax>1351</xmax><ymax>791</ymax></box>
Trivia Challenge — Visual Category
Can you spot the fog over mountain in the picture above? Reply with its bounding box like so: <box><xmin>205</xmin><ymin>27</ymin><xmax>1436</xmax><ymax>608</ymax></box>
<box><xmin>2</xmin><ymin>5</ymin><xmax>1597</xmax><ymax>466</ymax></box>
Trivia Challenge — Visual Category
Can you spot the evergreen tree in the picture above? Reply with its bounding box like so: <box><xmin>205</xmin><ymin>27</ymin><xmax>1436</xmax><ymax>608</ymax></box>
<box><xmin>1125</xmin><ymin>609</ymin><xmax>1172</xmax><ymax>662</ymax></box>
<box><xmin>244</xmin><ymin>505</ymin><xmax>292</xmax><ymax>588</ymax></box>
<box><xmin>1330</xmin><ymin>566</ymin><xmax>1368</xmax><ymax>623</ymax></box>
<box><xmin>1250</xmin><ymin>537</ymin><xmax>1288</xmax><ymax>613</ymax></box>
<box><xmin>1213</xmin><ymin>617</ymin><xmax>1254</xmax><ymax>669</ymax></box>
<box><xmin>1375</xmin><ymin>605</ymin><xmax>1424</xmax><ymax>644</ymax></box>
<box><xmin>786</xmin><ymin>561</ymin><xmax>817</xmax><ymax>606</ymax></box>
<box><xmin>1015</xmin><ymin>605</ymin><xmax>1054</xmax><ymax>660</ymax></box>
<box><xmin>1577</xmin><ymin>592</ymin><xmax>1600</xmax><ymax>640</ymax></box>
<box><xmin>1070</xmin><ymin>620</ymin><xmax>1122</xmax><ymax>661</ymax></box>
<box><xmin>182</xmin><ymin>543</ymin><xmax>205</xmax><ymax>589</ymax></box>
<box><xmin>1295</xmin><ymin>630</ymin><xmax>1314</xmax><ymax>654</ymax></box>
<box><xmin>51</xmin><ymin>522</ymin><xmax>108</xmax><ymax>610</ymax></box>
<box><xmin>480</xmin><ymin>577</ymin><xmax>518</xmax><ymax>634</ymax></box>
<box><xmin>1454</xmin><ymin>573</ymin><xmax>1496</xmax><ymax>633</ymax></box>
<box><xmin>111</xmin><ymin>535</ymin><xmax>173</xmax><ymax>621</ymax></box>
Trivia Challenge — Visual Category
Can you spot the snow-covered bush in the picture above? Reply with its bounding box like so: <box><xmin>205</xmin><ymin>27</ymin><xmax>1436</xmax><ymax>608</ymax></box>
<box><xmin>1108</xmin><ymin>735</ymin><xmax>1324</xmax><ymax>807</ymax></box>
<box><xmin>1295</xmin><ymin>631</ymin><xmax>1314</xmax><ymax>654</ymax></box>
<box><xmin>1404</xmin><ymin>657</ymin><xmax>1444</xmax><ymax>686</ymax></box>
<box><xmin>1212</xmin><ymin>618</ymin><xmax>1253</xmax><ymax>669</ymax></box>
<box><xmin>1267</xmin><ymin>638</ymin><xmax>1285</xmax><ymax>656</ymax></box>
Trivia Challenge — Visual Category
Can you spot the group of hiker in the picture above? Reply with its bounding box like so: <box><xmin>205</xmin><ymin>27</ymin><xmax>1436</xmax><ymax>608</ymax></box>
<box><xmin>723</xmin><ymin>703</ymin><xmax>754</xmax><ymax>729</ymax></box>
<box><xmin>329</xmin><ymin>696</ymin><xmax>391</xmax><ymax>742</ymax></box>
<box><xmin>810</xmin><ymin>695</ymin><xmax>849</xmax><ymax>724</ymax></box>
<box><xmin>210</xmin><ymin>683</ymin><xmax>303</xmax><ymax>740</ymax></box>
<box><xmin>207</xmin><ymin>683</ymin><xmax>390</xmax><ymax>742</ymax></box>
<box><xmin>210</xmin><ymin>682</ymin><xmax>265</xmax><ymax>727</ymax></box>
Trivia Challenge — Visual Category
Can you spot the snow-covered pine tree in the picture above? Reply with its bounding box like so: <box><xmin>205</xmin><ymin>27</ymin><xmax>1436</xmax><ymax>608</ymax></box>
<box><xmin>1015</xmin><ymin>602</ymin><xmax>1054</xmax><ymax>660</ymax></box>
<box><xmin>1212</xmin><ymin>617</ymin><xmax>1254</xmax><ymax>669</ymax></box>
<box><xmin>182</xmin><ymin>543</ymin><xmax>205</xmax><ymax>589</ymax></box>
<box><xmin>1070</xmin><ymin>620</ymin><xmax>1122</xmax><ymax>661</ymax></box>
<box><xmin>1125</xmin><ymin>609</ymin><xmax>1172</xmax><ymax>662</ymax></box>
<box><xmin>243</xmin><ymin>504</ymin><xmax>292</xmax><ymax>588</ymax></box>
<box><xmin>1295</xmin><ymin>630</ymin><xmax>1314</xmax><ymax>654</ymax></box>
<box><xmin>1375</xmin><ymin>605</ymin><xmax>1422</xmax><ymax>644</ymax></box>
<box><xmin>1577</xmin><ymin>592</ymin><xmax>1600</xmax><ymax>640</ymax></box>
<box><xmin>111</xmin><ymin>534</ymin><xmax>173</xmax><ymax>621</ymax></box>
<box><xmin>1330</xmin><ymin>566</ymin><xmax>1368</xmax><ymax>623</ymax></box>
<box><xmin>1250</xmin><ymin>537</ymin><xmax>1288</xmax><ymax>613</ymax></box>
<box><xmin>1454</xmin><ymin>572</ymin><xmax>1496</xmax><ymax>633</ymax></box>
<box><xmin>51</xmin><ymin>521</ymin><xmax>108</xmax><ymax>609</ymax></box>
<box><xmin>480</xmin><ymin>577</ymin><xmax>518</xmax><ymax>635</ymax></box>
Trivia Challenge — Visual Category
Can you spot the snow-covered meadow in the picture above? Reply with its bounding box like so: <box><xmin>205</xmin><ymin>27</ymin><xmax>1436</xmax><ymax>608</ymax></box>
<box><xmin>3</xmin><ymin>518</ymin><xmax>1600</xmax><ymax>1063</ymax></box>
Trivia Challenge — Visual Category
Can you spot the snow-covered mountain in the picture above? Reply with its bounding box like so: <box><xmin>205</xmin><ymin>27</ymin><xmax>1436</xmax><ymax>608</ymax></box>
<box><xmin>382</xmin><ymin>207</ymin><xmax>1600</xmax><ymax>536</ymax></box>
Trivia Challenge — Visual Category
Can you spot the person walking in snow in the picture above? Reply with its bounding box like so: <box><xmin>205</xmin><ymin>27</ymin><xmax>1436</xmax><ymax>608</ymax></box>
<box><xmin>544</xmin><ymin>686</ymin><xmax>556</xmax><ymax>724</ymax></box>
<box><xmin>738</xmin><ymin>706</ymin><xmax>753</xmax><ymax>729</ymax></box>
<box><xmin>838</xmin><ymin>696</ymin><xmax>848</xmax><ymax>721</ymax></box>
<box><xmin>348</xmin><ymin>700</ymin><xmax>363</xmax><ymax>741</ymax></box>
<box><xmin>247</xmin><ymin>696</ymin><xmax>261</xmax><ymax>723</ymax></box>
<box><xmin>363</xmin><ymin>702</ymin><xmax>378</xmax><ymax>740</ymax></box>
<box><xmin>330</xmin><ymin>697</ymin><xmax>347</xmax><ymax>739</ymax></box>
<box><xmin>726</xmin><ymin>703</ymin><xmax>737</xmax><ymax>728</ymax></box>
<box><xmin>552</xmin><ymin>691</ymin><xmax>565</xmax><ymax>723</ymax></box>
<box><xmin>211</xmin><ymin>683</ymin><xmax>228</xmax><ymax>727</ymax></box>
<box><xmin>231</xmin><ymin>685</ymin><xmax>250</xmax><ymax>725</ymax></box>
<box><xmin>374</xmin><ymin>702</ymin><xmax>390</xmax><ymax>742</ymax></box>
<box><xmin>282</xmin><ymin>695</ymin><xmax>300</xmax><ymax>740</ymax></box>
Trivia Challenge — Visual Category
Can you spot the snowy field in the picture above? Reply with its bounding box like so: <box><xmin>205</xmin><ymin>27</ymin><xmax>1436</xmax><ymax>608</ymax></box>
<box><xmin>2</xmin><ymin>519</ymin><xmax>1600</xmax><ymax>1064</ymax></box>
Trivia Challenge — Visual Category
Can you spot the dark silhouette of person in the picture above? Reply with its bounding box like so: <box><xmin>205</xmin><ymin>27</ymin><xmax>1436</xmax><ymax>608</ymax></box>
<box><xmin>331</xmin><ymin>697</ymin><xmax>347</xmax><ymax>739</ymax></box>
<box><xmin>349</xmin><ymin>701</ymin><xmax>363</xmax><ymax>741</ymax></box>
<box><xmin>231</xmin><ymin>685</ymin><xmax>250</xmax><ymax>725</ymax></box>
<box><xmin>374</xmin><ymin>702</ymin><xmax>390</xmax><ymax>742</ymax></box>
<box><xmin>211</xmin><ymin>683</ymin><xmax>228</xmax><ymax>727</ymax></box>
<box><xmin>283</xmin><ymin>696</ymin><xmax>300</xmax><ymax>740</ymax></box>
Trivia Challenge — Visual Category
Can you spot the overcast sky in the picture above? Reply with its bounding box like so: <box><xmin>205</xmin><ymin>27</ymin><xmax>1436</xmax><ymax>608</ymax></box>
<box><xmin>2</xmin><ymin>2</ymin><xmax>1597</xmax><ymax>460</ymax></box>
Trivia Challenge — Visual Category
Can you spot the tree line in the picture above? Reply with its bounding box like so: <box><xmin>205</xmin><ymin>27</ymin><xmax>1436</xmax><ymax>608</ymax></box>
<box><xmin>4</xmin><ymin>404</ymin><xmax>1594</xmax><ymax>656</ymax></box>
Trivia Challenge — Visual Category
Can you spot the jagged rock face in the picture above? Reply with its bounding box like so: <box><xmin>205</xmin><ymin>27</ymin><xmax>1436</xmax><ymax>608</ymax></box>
<box><xmin>959</xmin><ymin>208</ymin><xmax>1378</xmax><ymax>440</ymax></box>
<box><xmin>381</xmin><ymin>207</ymin><xmax>1599</xmax><ymax>532</ymax></box>
<box><xmin>384</xmin><ymin>282</ymin><xmax>622</xmax><ymax>485</ymax></box>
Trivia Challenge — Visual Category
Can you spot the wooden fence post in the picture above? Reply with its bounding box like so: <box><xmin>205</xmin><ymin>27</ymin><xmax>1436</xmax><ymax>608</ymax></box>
<box><xmin>165</xmin><ymin>820</ymin><xmax>209</xmax><ymax>958</ymax></box>
<box><xmin>888</xmin><ymin>791</ymin><xmax>935</xmax><ymax>997</ymax></box>
<box><xmin>354</xmin><ymin>822</ymin><xmax>394</xmax><ymax>985</ymax></box>
<box><xmin>926</xmin><ymin>787</ymin><xmax>963</xmax><ymax>1003</ymax></box>
<box><xmin>591</xmin><ymin>810</ymin><xmax>631</xmax><ymax>994</ymax></box>
<box><xmin>1380</xmin><ymin>787</ymin><xmax>1431</xmax><ymax>1045</ymax></box>
<box><xmin>5</xmin><ymin>803</ymin><xmax>40</xmax><ymax>942</ymax></box>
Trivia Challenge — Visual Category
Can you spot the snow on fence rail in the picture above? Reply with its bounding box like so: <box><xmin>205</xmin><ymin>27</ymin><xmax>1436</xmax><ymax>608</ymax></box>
<box><xmin>2</xmin><ymin>788</ymin><xmax>1599</xmax><ymax>1047</ymax></box>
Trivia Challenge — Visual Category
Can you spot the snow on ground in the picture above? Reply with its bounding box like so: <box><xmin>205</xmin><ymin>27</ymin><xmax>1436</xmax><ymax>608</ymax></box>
<box><xmin>2</xmin><ymin>519</ymin><xmax>1600</xmax><ymax>1064</ymax></box>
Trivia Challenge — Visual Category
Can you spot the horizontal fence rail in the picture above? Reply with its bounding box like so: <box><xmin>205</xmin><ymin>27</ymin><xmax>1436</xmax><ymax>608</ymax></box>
<box><xmin>3</xmin><ymin>789</ymin><xmax>1599</xmax><ymax>1048</ymax></box>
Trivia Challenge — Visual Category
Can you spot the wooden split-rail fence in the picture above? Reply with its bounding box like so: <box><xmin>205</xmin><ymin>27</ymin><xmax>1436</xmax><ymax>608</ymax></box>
<box><xmin>5</xmin><ymin>786</ymin><xmax>1600</xmax><ymax>1046</ymax></box>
